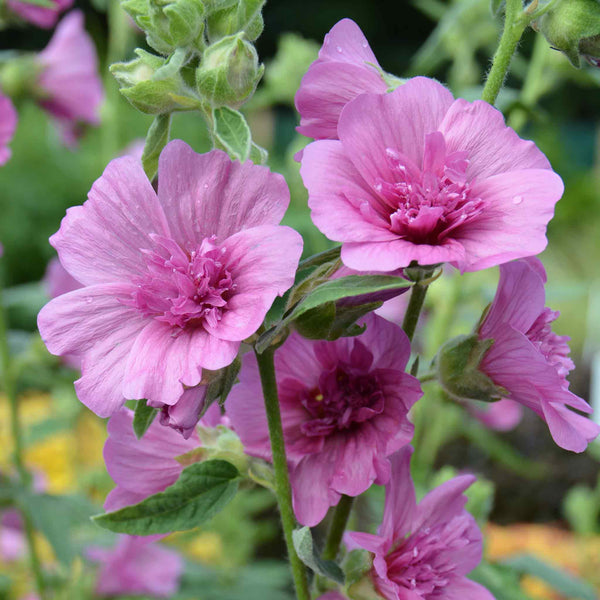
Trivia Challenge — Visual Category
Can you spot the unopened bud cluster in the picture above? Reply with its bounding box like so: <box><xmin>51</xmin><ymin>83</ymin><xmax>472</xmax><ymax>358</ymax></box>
<box><xmin>112</xmin><ymin>0</ymin><xmax>265</xmax><ymax>114</ymax></box>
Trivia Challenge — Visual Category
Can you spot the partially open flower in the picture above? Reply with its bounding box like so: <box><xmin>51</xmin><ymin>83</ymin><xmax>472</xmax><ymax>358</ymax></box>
<box><xmin>226</xmin><ymin>313</ymin><xmax>422</xmax><ymax>526</ymax></box>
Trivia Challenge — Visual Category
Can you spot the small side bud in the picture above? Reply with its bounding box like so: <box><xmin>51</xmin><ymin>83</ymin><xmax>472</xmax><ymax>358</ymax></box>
<box><xmin>533</xmin><ymin>0</ymin><xmax>600</xmax><ymax>68</ymax></box>
<box><xmin>196</xmin><ymin>33</ymin><xmax>263</xmax><ymax>107</ymax></box>
<box><xmin>111</xmin><ymin>49</ymin><xmax>199</xmax><ymax>114</ymax></box>
<box><xmin>436</xmin><ymin>334</ymin><xmax>508</xmax><ymax>403</ymax></box>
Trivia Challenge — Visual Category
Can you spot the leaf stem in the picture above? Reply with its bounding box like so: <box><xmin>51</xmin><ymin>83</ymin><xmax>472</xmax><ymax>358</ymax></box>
<box><xmin>322</xmin><ymin>494</ymin><xmax>354</xmax><ymax>562</ymax></box>
<box><xmin>254</xmin><ymin>347</ymin><xmax>310</xmax><ymax>600</ymax></box>
<box><xmin>401</xmin><ymin>275</ymin><xmax>432</xmax><ymax>343</ymax></box>
<box><xmin>481</xmin><ymin>0</ymin><xmax>528</xmax><ymax>105</ymax></box>
<box><xmin>0</xmin><ymin>284</ymin><xmax>46</xmax><ymax>598</ymax></box>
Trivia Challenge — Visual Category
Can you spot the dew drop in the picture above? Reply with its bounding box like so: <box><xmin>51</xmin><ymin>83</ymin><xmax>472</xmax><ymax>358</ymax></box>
<box><xmin>336</xmin><ymin>45</ymin><xmax>343</xmax><ymax>53</ymax></box>
<box><xmin>512</xmin><ymin>195</ymin><xmax>523</xmax><ymax>205</ymax></box>
<box><xmin>203</xmin><ymin>183</ymin><xmax>209</xmax><ymax>190</ymax></box>
<box><xmin>85</xmin><ymin>297</ymin><xmax>93</xmax><ymax>304</ymax></box>
<box><xmin>362</xmin><ymin>41</ymin><xmax>368</xmax><ymax>48</ymax></box>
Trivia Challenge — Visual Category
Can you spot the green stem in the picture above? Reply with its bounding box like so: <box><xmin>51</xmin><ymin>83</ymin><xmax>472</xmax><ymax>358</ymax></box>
<box><xmin>322</xmin><ymin>494</ymin><xmax>354</xmax><ymax>562</ymax></box>
<box><xmin>481</xmin><ymin>0</ymin><xmax>528</xmax><ymax>105</ymax></box>
<box><xmin>0</xmin><ymin>286</ymin><xmax>46</xmax><ymax>599</ymax></box>
<box><xmin>254</xmin><ymin>348</ymin><xmax>310</xmax><ymax>600</ymax></box>
<box><xmin>401</xmin><ymin>278</ymin><xmax>431</xmax><ymax>343</ymax></box>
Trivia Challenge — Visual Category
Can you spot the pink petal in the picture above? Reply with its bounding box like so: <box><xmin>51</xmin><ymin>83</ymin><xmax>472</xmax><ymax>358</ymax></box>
<box><xmin>444</xmin><ymin>578</ymin><xmax>495</xmax><ymax>600</ymax></box>
<box><xmin>440</xmin><ymin>98</ymin><xmax>551</xmax><ymax>180</ymax></box>
<box><xmin>50</xmin><ymin>156</ymin><xmax>169</xmax><ymax>285</ymax></box>
<box><xmin>157</xmin><ymin>141</ymin><xmax>290</xmax><ymax>246</ymax></box>
<box><xmin>318</xmin><ymin>19</ymin><xmax>380</xmax><ymax>65</ymax></box>
<box><xmin>337</xmin><ymin>77</ymin><xmax>454</xmax><ymax>182</ymax></box>
<box><xmin>209</xmin><ymin>225</ymin><xmax>303</xmax><ymax>341</ymax></box>
<box><xmin>542</xmin><ymin>401</ymin><xmax>600</xmax><ymax>453</ymax></box>
<box><xmin>7</xmin><ymin>0</ymin><xmax>72</xmax><ymax>28</ymax></box>
<box><xmin>456</xmin><ymin>168</ymin><xmax>563</xmax><ymax>272</ymax></box>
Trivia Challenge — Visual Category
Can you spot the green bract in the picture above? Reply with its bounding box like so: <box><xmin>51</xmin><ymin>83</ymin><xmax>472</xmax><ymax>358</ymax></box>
<box><xmin>533</xmin><ymin>0</ymin><xmax>600</xmax><ymax>68</ymax></box>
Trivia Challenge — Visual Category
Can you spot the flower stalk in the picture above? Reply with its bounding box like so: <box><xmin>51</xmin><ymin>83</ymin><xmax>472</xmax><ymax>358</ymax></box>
<box><xmin>254</xmin><ymin>347</ymin><xmax>310</xmax><ymax>600</ymax></box>
<box><xmin>322</xmin><ymin>494</ymin><xmax>354</xmax><ymax>562</ymax></box>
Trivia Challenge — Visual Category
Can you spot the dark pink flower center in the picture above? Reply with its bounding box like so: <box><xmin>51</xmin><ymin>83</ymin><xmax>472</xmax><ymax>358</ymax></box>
<box><xmin>300</xmin><ymin>341</ymin><xmax>384</xmax><ymax>437</ymax></box>
<box><xmin>526</xmin><ymin>307</ymin><xmax>574</xmax><ymax>383</ymax></box>
<box><xmin>126</xmin><ymin>235</ymin><xmax>234</xmax><ymax>330</ymax></box>
<box><xmin>374</xmin><ymin>132</ymin><xmax>484</xmax><ymax>245</ymax></box>
<box><xmin>383</xmin><ymin>518</ymin><xmax>472</xmax><ymax>598</ymax></box>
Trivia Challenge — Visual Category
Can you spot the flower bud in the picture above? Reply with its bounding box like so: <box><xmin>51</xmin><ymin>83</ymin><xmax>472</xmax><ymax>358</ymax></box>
<box><xmin>436</xmin><ymin>334</ymin><xmax>507</xmax><ymax>403</ymax></box>
<box><xmin>0</xmin><ymin>55</ymin><xmax>40</xmax><ymax>99</ymax></box>
<box><xmin>205</xmin><ymin>0</ymin><xmax>265</xmax><ymax>42</ymax></box>
<box><xmin>122</xmin><ymin>0</ymin><xmax>206</xmax><ymax>55</ymax></box>
<box><xmin>196</xmin><ymin>33</ymin><xmax>263</xmax><ymax>107</ymax></box>
<box><xmin>533</xmin><ymin>0</ymin><xmax>600</xmax><ymax>68</ymax></box>
<box><xmin>111</xmin><ymin>49</ymin><xmax>200</xmax><ymax>114</ymax></box>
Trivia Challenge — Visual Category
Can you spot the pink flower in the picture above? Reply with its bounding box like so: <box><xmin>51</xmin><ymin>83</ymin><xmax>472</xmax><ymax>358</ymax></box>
<box><xmin>36</xmin><ymin>11</ymin><xmax>103</xmax><ymax>147</ymax></box>
<box><xmin>0</xmin><ymin>510</ymin><xmax>25</xmax><ymax>562</ymax></box>
<box><xmin>317</xmin><ymin>593</ymin><xmax>347</xmax><ymax>600</ymax></box>
<box><xmin>226</xmin><ymin>314</ymin><xmax>422</xmax><ymax>526</ymax></box>
<box><xmin>0</xmin><ymin>93</ymin><xmax>17</xmax><ymax>166</ymax></box>
<box><xmin>103</xmin><ymin>407</ymin><xmax>199</xmax><ymax>512</ymax></box>
<box><xmin>347</xmin><ymin>448</ymin><xmax>493</xmax><ymax>600</ymax></box>
<box><xmin>38</xmin><ymin>141</ymin><xmax>302</xmax><ymax>421</ymax></box>
<box><xmin>468</xmin><ymin>399</ymin><xmax>523</xmax><ymax>432</ymax></box>
<box><xmin>300</xmin><ymin>77</ymin><xmax>564</xmax><ymax>273</ymax></box>
<box><xmin>7</xmin><ymin>0</ymin><xmax>72</xmax><ymax>28</ymax></box>
<box><xmin>295</xmin><ymin>19</ymin><xmax>388</xmax><ymax>141</ymax></box>
<box><xmin>87</xmin><ymin>535</ymin><xmax>183</xmax><ymax>598</ymax></box>
<box><xmin>478</xmin><ymin>258</ymin><xmax>599</xmax><ymax>452</ymax></box>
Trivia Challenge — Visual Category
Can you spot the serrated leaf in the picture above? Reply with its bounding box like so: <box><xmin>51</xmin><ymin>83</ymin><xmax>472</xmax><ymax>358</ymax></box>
<box><xmin>503</xmin><ymin>554</ymin><xmax>597</xmax><ymax>600</ymax></box>
<box><xmin>213</xmin><ymin>106</ymin><xmax>251</xmax><ymax>161</ymax></box>
<box><xmin>142</xmin><ymin>113</ymin><xmax>171</xmax><ymax>180</ymax></box>
<box><xmin>292</xmin><ymin>526</ymin><xmax>344</xmax><ymax>584</ymax></box>
<box><xmin>93</xmin><ymin>460</ymin><xmax>240</xmax><ymax>535</ymax></box>
<box><xmin>256</xmin><ymin>275</ymin><xmax>411</xmax><ymax>353</ymax></box>
<box><xmin>133</xmin><ymin>399</ymin><xmax>158</xmax><ymax>439</ymax></box>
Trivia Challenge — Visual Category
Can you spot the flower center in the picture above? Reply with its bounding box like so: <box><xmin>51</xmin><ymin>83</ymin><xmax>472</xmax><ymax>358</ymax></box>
<box><xmin>526</xmin><ymin>307</ymin><xmax>574</xmax><ymax>384</ymax></box>
<box><xmin>126</xmin><ymin>234</ymin><xmax>235</xmax><ymax>330</ymax></box>
<box><xmin>375</xmin><ymin>132</ymin><xmax>484</xmax><ymax>245</ymax></box>
<box><xmin>300</xmin><ymin>341</ymin><xmax>384</xmax><ymax>437</ymax></box>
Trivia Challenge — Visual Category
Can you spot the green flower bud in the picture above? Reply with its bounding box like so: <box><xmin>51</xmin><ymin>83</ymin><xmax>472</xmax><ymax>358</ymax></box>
<box><xmin>0</xmin><ymin>55</ymin><xmax>40</xmax><ymax>100</ymax></box>
<box><xmin>196</xmin><ymin>33</ymin><xmax>263</xmax><ymax>107</ymax></box>
<box><xmin>111</xmin><ymin>49</ymin><xmax>200</xmax><ymax>114</ymax></box>
<box><xmin>435</xmin><ymin>334</ymin><xmax>508</xmax><ymax>403</ymax></box>
<box><xmin>122</xmin><ymin>0</ymin><xmax>206</xmax><ymax>55</ymax></box>
<box><xmin>206</xmin><ymin>0</ymin><xmax>265</xmax><ymax>42</ymax></box>
<box><xmin>533</xmin><ymin>0</ymin><xmax>600</xmax><ymax>68</ymax></box>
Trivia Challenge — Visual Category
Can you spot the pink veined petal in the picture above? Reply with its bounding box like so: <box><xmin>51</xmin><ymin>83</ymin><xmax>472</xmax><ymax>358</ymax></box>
<box><xmin>274</xmin><ymin>331</ymin><xmax>323</xmax><ymax>384</ymax></box>
<box><xmin>379</xmin><ymin>448</ymin><xmax>417</xmax><ymax>542</ymax></box>
<box><xmin>50</xmin><ymin>156</ymin><xmax>169</xmax><ymax>285</ymax></box>
<box><xmin>157</xmin><ymin>140</ymin><xmax>290</xmax><ymax>246</ymax></box>
<box><xmin>439</xmin><ymin>98</ymin><xmax>551</xmax><ymax>180</ymax></box>
<box><xmin>295</xmin><ymin>62</ymin><xmax>387</xmax><ymax>140</ymax></box>
<box><xmin>156</xmin><ymin>386</ymin><xmax>208</xmax><ymax>439</ymax></box>
<box><xmin>301</xmin><ymin>140</ymin><xmax>397</xmax><ymax>244</ymax></box>
<box><xmin>337</xmin><ymin>77</ymin><xmax>454</xmax><ymax>182</ymax></box>
<box><xmin>0</xmin><ymin>93</ymin><xmax>17</xmax><ymax>166</ymax></box>
<box><xmin>344</xmin><ymin>530</ymin><xmax>386</xmax><ymax>554</ymax></box>
<box><xmin>290</xmin><ymin>453</ymin><xmax>340</xmax><ymax>526</ymax></box>
<box><xmin>340</xmin><ymin>237</ymin><xmax>466</xmax><ymax>272</ymax></box>
<box><xmin>541</xmin><ymin>401</ymin><xmax>600</xmax><ymax>454</ymax></box>
<box><xmin>479</xmin><ymin>259</ymin><xmax>547</xmax><ymax>339</ymax></box>
<box><xmin>104</xmin><ymin>487</ymin><xmax>148</xmax><ymax>512</ymax></box>
<box><xmin>123</xmin><ymin>320</ymin><xmax>238</xmax><ymax>407</ymax></box>
<box><xmin>318</xmin><ymin>19</ymin><xmax>380</xmax><ymax>65</ymax></box>
<box><xmin>207</xmin><ymin>225</ymin><xmax>303</xmax><ymax>341</ymax></box>
<box><xmin>443</xmin><ymin>577</ymin><xmax>496</xmax><ymax>600</ymax></box>
<box><xmin>359</xmin><ymin>312</ymin><xmax>411</xmax><ymax>371</ymax></box>
<box><xmin>454</xmin><ymin>169</ymin><xmax>563</xmax><ymax>272</ymax></box>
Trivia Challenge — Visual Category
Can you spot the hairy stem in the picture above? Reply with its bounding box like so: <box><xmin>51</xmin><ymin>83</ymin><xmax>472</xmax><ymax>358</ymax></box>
<box><xmin>402</xmin><ymin>279</ymin><xmax>430</xmax><ymax>343</ymax></box>
<box><xmin>255</xmin><ymin>347</ymin><xmax>310</xmax><ymax>600</ymax></box>
<box><xmin>0</xmin><ymin>286</ymin><xmax>46</xmax><ymax>599</ymax></box>
<box><xmin>481</xmin><ymin>0</ymin><xmax>527</xmax><ymax>105</ymax></box>
<box><xmin>322</xmin><ymin>494</ymin><xmax>354</xmax><ymax>562</ymax></box>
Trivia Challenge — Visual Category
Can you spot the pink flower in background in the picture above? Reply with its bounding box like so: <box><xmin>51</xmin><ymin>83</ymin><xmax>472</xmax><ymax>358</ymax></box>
<box><xmin>36</xmin><ymin>11</ymin><xmax>103</xmax><ymax>147</ymax></box>
<box><xmin>478</xmin><ymin>258</ymin><xmax>599</xmax><ymax>452</ymax></box>
<box><xmin>87</xmin><ymin>535</ymin><xmax>183</xmax><ymax>598</ymax></box>
<box><xmin>317</xmin><ymin>593</ymin><xmax>347</xmax><ymax>600</ymax></box>
<box><xmin>226</xmin><ymin>314</ymin><xmax>422</xmax><ymax>526</ymax></box>
<box><xmin>7</xmin><ymin>0</ymin><xmax>72</xmax><ymax>28</ymax></box>
<box><xmin>0</xmin><ymin>510</ymin><xmax>25</xmax><ymax>562</ymax></box>
<box><xmin>38</xmin><ymin>141</ymin><xmax>302</xmax><ymax>422</ymax></box>
<box><xmin>103</xmin><ymin>407</ymin><xmax>199</xmax><ymax>512</ymax></box>
<box><xmin>295</xmin><ymin>19</ymin><xmax>388</xmax><ymax>141</ymax></box>
<box><xmin>0</xmin><ymin>93</ymin><xmax>17</xmax><ymax>166</ymax></box>
<box><xmin>468</xmin><ymin>399</ymin><xmax>523</xmax><ymax>432</ymax></box>
<box><xmin>301</xmin><ymin>77</ymin><xmax>563</xmax><ymax>273</ymax></box>
<box><xmin>347</xmin><ymin>448</ymin><xmax>493</xmax><ymax>600</ymax></box>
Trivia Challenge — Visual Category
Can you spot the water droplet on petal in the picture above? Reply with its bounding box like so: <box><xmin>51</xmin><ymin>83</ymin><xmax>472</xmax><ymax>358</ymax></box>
<box><xmin>336</xmin><ymin>45</ymin><xmax>343</xmax><ymax>53</ymax></box>
<box><xmin>512</xmin><ymin>195</ymin><xmax>523</xmax><ymax>205</ymax></box>
<box><xmin>84</xmin><ymin>297</ymin><xmax>93</xmax><ymax>304</ymax></box>
<box><xmin>362</xmin><ymin>41</ymin><xmax>368</xmax><ymax>48</ymax></box>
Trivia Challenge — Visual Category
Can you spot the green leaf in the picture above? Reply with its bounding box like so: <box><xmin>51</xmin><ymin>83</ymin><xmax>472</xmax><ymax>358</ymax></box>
<box><xmin>503</xmin><ymin>554</ymin><xmax>597</xmax><ymax>600</ymax></box>
<box><xmin>93</xmin><ymin>460</ymin><xmax>240</xmax><ymax>535</ymax></box>
<box><xmin>133</xmin><ymin>399</ymin><xmax>158</xmax><ymax>439</ymax></box>
<box><xmin>204</xmin><ymin>356</ymin><xmax>242</xmax><ymax>410</ymax></box>
<box><xmin>249</xmin><ymin>141</ymin><xmax>268</xmax><ymax>164</ymax></box>
<box><xmin>292</xmin><ymin>526</ymin><xmax>344</xmax><ymax>584</ymax></box>
<box><xmin>256</xmin><ymin>275</ymin><xmax>411</xmax><ymax>353</ymax></box>
<box><xmin>297</xmin><ymin>246</ymin><xmax>341</xmax><ymax>271</ymax></box>
<box><xmin>142</xmin><ymin>113</ymin><xmax>172</xmax><ymax>180</ymax></box>
<box><xmin>213</xmin><ymin>107</ymin><xmax>251</xmax><ymax>161</ymax></box>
